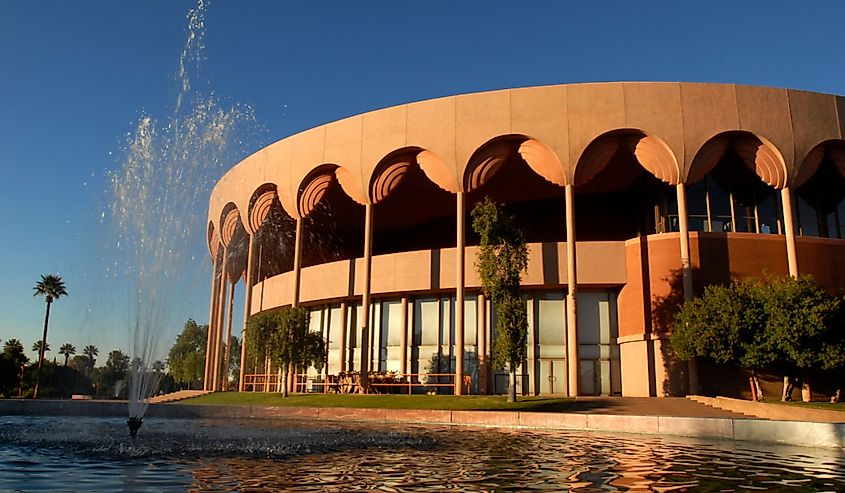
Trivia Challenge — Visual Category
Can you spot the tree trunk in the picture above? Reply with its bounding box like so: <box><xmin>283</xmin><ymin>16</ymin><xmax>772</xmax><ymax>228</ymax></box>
<box><xmin>282</xmin><ymin>368</ymin><xmax>289</xmax><ymax>398</ymax></box>
<box><xmin>801</xmin><ymin>370</ymin><xmax>812</xmax><ymax>402</ymax></box>
<box><xmin>509</xmin><ymin>367</ymin><xmax>517</xmax><ymax>403</ymax></box>
<box><xmin>782</xmin><ymin>375</ymin><xmax>794</xmax><ymax>402</ymax></box>
<box><xmin>750</xmin><ymin>369</ymin><xmax>763</xmax><ymax>401</ymax></box>
<box><xmin>33</xmin><ymin>299</ymin><xmax>52</xmax><ymax>399</ymax></box>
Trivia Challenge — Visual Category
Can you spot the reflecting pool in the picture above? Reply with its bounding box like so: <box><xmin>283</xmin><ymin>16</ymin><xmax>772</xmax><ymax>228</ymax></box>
<box><xmin>1</xmin><ymin>415</ymin><xmax>843</xmax><ymax>492</ymax></box>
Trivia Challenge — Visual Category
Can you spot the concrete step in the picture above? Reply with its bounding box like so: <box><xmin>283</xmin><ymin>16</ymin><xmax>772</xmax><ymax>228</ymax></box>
<box><xmin>148</xmin><ymin>390</ymin><xmax>212</xmax><ymax>404</ymax></box>
<box><xmin>686</xmin><ymin>396</ymin><xmax>757</xmax><ymax>419</ymax></box>
<box><xmin>689</xmin><ymin>395</ymin><xmax>845</xmax><ymax>422</ymax></box>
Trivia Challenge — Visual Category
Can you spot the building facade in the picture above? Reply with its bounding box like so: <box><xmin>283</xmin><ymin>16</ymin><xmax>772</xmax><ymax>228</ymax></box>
<box><xmin>203</xmin><ymin>82</ymin><xmax>845</xmax><ymax>397</ymax></box>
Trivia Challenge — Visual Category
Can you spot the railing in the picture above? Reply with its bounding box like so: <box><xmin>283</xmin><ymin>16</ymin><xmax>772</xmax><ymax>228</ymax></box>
<box><xmin>242</xmin><ymin>372</ymin><xmax>470</xmax><ymax>394</ymax></box>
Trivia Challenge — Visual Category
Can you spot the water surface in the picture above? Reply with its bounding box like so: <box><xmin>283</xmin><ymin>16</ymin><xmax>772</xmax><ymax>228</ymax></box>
<box><xmin>1</xmin><ymin>415</ymin><xmax>842</xmax><ymax>492</ymax></box>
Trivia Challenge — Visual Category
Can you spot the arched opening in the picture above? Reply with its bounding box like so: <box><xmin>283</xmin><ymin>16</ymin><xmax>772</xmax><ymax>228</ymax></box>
<box><xmin>795</xmin><ymin>141</ymin><xmax>845</xmax><ymax>238</ymax></box>
<box><xmin>299</xmin><ymin>165</ymin><xmax>365</xmax><ymax>267</ymax></box>
<box><xmin>464</xmin><ymin>135</ymin><xmax>566</xmax><ymax>244</ymax></box>
<box><xmin>685</xmin><ymin>132</ymin><xmax>785</xmax><ymax>234</ymax></box>
<box><xmin>246</xmin><ymin>186</ymin><xmax>296</xmax><ymax>283</ymax></box>
<box><xmin>370</xmin><ymin>149</ymin><xmax>456</xmax><ymax>255</ymax></box>
<box><xmin>574</xmin><ymin>130</ymin><xmax>676</xmax><ymax>240</ymax></box>
<box><xmin>219</xmin><ymin>205</ymin><xmax>249</xmax><ymax>280</ymax></box>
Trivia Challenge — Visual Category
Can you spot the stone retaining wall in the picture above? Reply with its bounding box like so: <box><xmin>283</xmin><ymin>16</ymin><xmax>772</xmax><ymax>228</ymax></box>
<box><xmin>1</xmin><ymin>399</ymin><xmax>843</xmax><ymax>449</ymax></box>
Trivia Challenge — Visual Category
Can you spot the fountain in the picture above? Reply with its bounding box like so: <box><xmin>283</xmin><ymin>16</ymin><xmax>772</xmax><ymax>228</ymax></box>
<box><xmin>107</xmin><ymin>0</ymin><xmax>256</xmax><ymax>436</ymax></box>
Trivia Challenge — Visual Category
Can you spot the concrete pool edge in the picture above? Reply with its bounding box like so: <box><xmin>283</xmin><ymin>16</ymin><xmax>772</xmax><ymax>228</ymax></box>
<box><xmin>1</xmin><ymin>399</ymin><xmax>843</xmax><ymax>449</ymax></box>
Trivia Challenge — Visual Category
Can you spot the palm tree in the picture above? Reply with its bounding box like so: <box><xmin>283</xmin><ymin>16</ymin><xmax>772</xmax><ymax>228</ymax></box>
<box><xmin>32</xmin><ymin>274</ymin><xmax>67</xmax><ymax>398</ymax></box>
<box><xmin>32</xmin><ymin>340</ymin><xmax>50</xmax><ymax>354</ymax></box>
<box><xmin>59</xmin><ymin>343</ymin><xmax>76</xmax><ymax>366</ymax></box>
<box><xmin>83</xmin><ymin>345</ymin><xmax>98</xmax><ymax>369</ymax></box>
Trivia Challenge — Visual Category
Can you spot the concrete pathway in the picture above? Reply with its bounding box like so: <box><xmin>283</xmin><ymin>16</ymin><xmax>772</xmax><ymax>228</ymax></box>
<box><xmin>147</xmin><ymin>390</ymin><xmax>211</xmax><ymax>404</ymax></box>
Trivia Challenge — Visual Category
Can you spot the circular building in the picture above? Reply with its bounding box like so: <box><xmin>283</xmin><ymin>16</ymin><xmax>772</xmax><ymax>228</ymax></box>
<box><xmin>204</xmin><ymin>82</ymin><xmax>845</xmax><ymax>397</ymax></box>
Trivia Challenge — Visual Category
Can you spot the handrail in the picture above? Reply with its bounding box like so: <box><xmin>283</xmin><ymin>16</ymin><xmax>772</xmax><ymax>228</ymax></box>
<box><xmin>242</xmin><ymin>372</ymin><xmax>470</xmax><ymax>395</ymax></box>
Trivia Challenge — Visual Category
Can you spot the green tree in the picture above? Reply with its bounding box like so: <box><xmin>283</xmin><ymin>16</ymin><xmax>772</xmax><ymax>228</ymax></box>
<box><xmin>672</xmin><ymin>275</ymin><xmax>845</xmax><ymax>401</ymax></box>
<box><xmin>759</xmin><ymin>275</ymin><xmax>845</xmax><ymax>400</ymax></box>
<box><xmin>471</xmin><ymin>197</ymin><xmax>529</xmax><ymax>402</ymax></box>
<box><xmin>246</xmin><ymin>311</ymin><xmax>279</xmax><ymax>381</ymax></box>
<box><xmin>83</xmin><ymin>345</ymin><xmax>98</xmax><ymax>370</ymax></box>
<box><xmin>166</xmin><ymin>319</ymin><xmax>208</xmax><ymax>390</ymax></box>
<box><xmin>32</xmin><ymin>340</ymin><xmax>50</xmax><ymax>356</ymax></box>
<box><xmin>671</xmin><ymin>280</ymin><xmax>770</xmax><ymax>398</ymax></box>
<box><xmin>32</xmin><ymin>274</ymin><xmax>68</xmax><ymax>398</ymax></box>
<box><xmin>247</xmin><ymin>309</ymin><xmax>326</xmax><ymax>395</ymax></box>
<box><xmin>101</xmin><ymin>349</ymin><xmax>130</xmax><ymax>397</ymax></box>
<box><xmin>3</xmin><ymin>339</ymin><xmax>29</xmax><ymax>367</ymax></box>
<box><xmin>59</xmin><ymin>343</ymin><xmax>76</xmax><ymax>366</ymax></box>
<box><xmin>69</xmin><ymin>354</ymin><xmax>91</xmax><ymax>374</ymax></box>
<box><xmin>0</xmin><ymin>339</ymin><xmax>29</xmax><ymax>397</ymax></box>
<box><xmin>225</xmin><ymin>335</ymin><xmax>241</xmax><ymax>389</ymax></box>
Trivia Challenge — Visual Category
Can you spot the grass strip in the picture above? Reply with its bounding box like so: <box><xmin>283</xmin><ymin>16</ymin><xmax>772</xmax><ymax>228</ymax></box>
<box><xmin>180</xmin><ymin>392</ymin><xmax>576</xmax><ymax>412</ymax></box>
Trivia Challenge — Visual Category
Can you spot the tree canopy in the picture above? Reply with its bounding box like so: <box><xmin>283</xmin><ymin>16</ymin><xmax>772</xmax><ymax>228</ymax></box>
<box><xmin>471</xmin><ymin>197</ymin><xmax>528</xmax><ymax>402</ymax></box>
<box><xmin>166</xmin><ymin>319</ymin><xmax>208</xmax><ymax>389</ymax></box>
<box><xmin>671</xmin><ymin>275</ymin><xmax>845</xmax><ymax>399</ymax></box>
<box><xmin>247</xmin><ymin>307</ymin><xmax>326</xmax><ymax>396</ymax></box>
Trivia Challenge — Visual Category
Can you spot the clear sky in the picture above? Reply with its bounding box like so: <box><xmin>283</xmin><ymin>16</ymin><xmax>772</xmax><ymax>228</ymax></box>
<box><xmin>2</xmin><ymin>1</ymin><xmax>845</xmax><ymax>363</ymax></box>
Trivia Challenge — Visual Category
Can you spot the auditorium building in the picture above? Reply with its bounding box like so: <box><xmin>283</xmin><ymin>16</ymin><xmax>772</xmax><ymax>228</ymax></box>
<box><xmin>202</xmin><ymin>82</ymin><xmax>845</xmax><ymax>397</ymax></box>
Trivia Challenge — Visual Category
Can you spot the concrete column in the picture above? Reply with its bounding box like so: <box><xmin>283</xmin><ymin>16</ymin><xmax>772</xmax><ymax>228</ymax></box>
<box><xmin>284</xmin><ymin>217</ymin><xmax>305</xmax><ymax>394</ymax></box>
<box><xmin>222</xmin><ymin>280</ymin><xmax>235</xmax><ymax>391</ymax></box>
<box><xmin>339</xmin><ymin>301</ymin><xmax>348</xmax><ymax>372</ymax></box>
<box><xmin>238</xmin><ymin>234</ymin><xmax>256</xmax><ymax>391</ymax></box>
<box><xmin>204</xmin><ymin>253</ymin><xmax>220</xmax><ymax>391</ymax></box>
<box><xmin>676</xmin><ymin>184</ymin><xmax>694</xmax><ymax>300</ymax></box>
<box><xmin>293</xmin><ymin>218</ymin><xmax>304</xmax><ymax>307</ymax></box>
<box><xmin>477</xmin><ymin>293</ymin><xmax>487</xmax><ymax>395</ymax></box>
<box><xmin>781</xmin><ymin>187</ymin><xmax>799</xmax><ymax>277</ymax></box>
<box><xmin>455</xmin><ymin>192</ymin><xmax>465</xmax><ymax>395</ymax></box>
<box><xmin>676</xmin><ymin>183</ymin><xmax>698</xmax><ymax>394</ymax></box>
<box><xmin>212</xmin><ymin>247</ymin><xmax>228</xmax><ymax>392</ymax></box>
<box><xmin>565</xmin><ymin>184</ymin><xmax>579</xmax><ymax>397</ymax></box>
<box><xmin>400</xmin><ymin>297</ymin><xmax>409</xmax><ymax>375</ymax></box>
<box><xmin>359</xmin><ymin>204</ymin><xmax>373</xmax><ymax>390</ymax></box>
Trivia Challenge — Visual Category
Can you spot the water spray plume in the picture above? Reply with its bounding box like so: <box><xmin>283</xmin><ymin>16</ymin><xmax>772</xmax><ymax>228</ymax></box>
<box><xmin>107</xmin><ymin>0</ymin><xmax>255</xmax><ymax>437</ymax></box>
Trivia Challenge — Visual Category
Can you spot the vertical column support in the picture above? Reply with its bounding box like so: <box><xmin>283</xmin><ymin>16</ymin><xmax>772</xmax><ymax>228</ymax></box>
<box><xmin>676</xmin><ymin>183</ymin><xmax>698</xmax><ymax>394</ymax></box>
<box><xmin>477</xmin><ymin>293</ymin><xmax>487</xmax><ymax>395</ymax></box>
<box><xmin>293</xmin><ymin>218</ymin><xmax>304</xmax><ymax>307</ymax></box>
<box><xmin>676</xmin><ymin>184</ymin><xmax>694</xmax><ymax>300</ymax></box>
<box><xmin>781</xmin><ymin>187</ymin><xmax>799</xmax><ymax>277</ymax></box>
<box><xmin>455</xmin><ymin>192</ymin><xmax>465</xmax><ymax>395</ymax></box>
<box><xmin>339</xmin><ymin>301</ymin><xmax>348</xmax><ymax>372</ymax></box>
<box><xmin>222</xmin><ymin>280</ymin><xmax>235</xmax><ymax>391</ymax></box>
<box><xmin>565</xmin><ymin>184</ymin><xmax>579</xmax><ymax>397</ymax></box>
<box><xmin>212</xmin><ymin>247</ymin><xmax>229</xmax><ymax>392</ymax></box>
<box><xmin>204</xmin><ymin>252</ymin><xmax>220</xmax><ymax>391</ymax></box>
<box><xmin>400</xmin><ymin>297</ymin><xmax>409</xmax><ymax>375</ymax></box>
<box><xmin>287</xmin><ymin>217</ymin><xmax>304</xmax><ymax>394</ymax></box>
<box><xmin>238</xmin><ymin>234</ymin><xmax>256</xmax><ymax>392</ymax></box>
<box><xmin>360</xmin><ymin>204</ymin><xmax>374</xmax><ymax>391</ymax></box>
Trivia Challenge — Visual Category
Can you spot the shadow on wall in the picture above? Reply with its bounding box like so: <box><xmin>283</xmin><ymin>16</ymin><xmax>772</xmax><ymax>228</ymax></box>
<box><xmin>648</xmin><ymin>233</ymin><xmax>735</xmax><ymax>397</ymax></box>
<box><xmin>650</xmin><ymin>267</ymin><xmax>693</xmax><ymax>397</ymax></box>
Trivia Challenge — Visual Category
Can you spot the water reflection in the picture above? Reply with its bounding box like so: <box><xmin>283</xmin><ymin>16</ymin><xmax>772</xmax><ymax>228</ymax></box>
<box><xmin>1</xmin><ymin>416</ymin><xmax>843</xmax><ymax>492</ymax></box>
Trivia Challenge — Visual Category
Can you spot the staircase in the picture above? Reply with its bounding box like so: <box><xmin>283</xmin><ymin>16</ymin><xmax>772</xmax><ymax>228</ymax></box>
<box><xmin>689</xmin><ymin>395</ymin><xmax>845</xmax><ymax>422</ymax></box>
<box><xmin>147</xmin><ymin>389</ymin><xmax>212</xmax><ymax>404</ymax></box>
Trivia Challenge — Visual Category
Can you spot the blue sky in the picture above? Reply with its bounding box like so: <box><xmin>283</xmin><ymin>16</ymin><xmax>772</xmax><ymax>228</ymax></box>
<box><xmin>2</xmin><ymin>1</ymin><xmax>845</xmax><ymax>363</ymax></box>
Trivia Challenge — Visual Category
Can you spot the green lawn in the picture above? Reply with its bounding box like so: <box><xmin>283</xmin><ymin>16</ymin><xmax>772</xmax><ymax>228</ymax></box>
<box><xmin>762</xmin><ymin>399</ymin><xmax>845</xmax><ymax>412</ymax></box>
<box><xmin>181</xmin><ymin>392</ymin><xmax>576</xmax><ymax>412</ymax></box>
